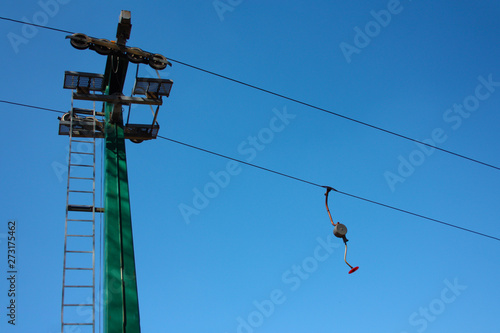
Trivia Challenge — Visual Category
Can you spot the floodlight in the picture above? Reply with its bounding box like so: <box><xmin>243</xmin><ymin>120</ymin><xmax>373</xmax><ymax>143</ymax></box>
<box><xmin>64</xmin><ymin>71</ymin><xmax>105</xmax><ymax>92</ymax></box>
<box><xmin>132</xmin><ymin>77</ymin><xmax>173</xmax><ymax>98</ymax></box>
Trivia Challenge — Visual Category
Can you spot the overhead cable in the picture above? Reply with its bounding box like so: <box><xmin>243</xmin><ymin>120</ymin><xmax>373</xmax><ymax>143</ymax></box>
<box><xmin>157</xmin><ymin>135</ymin><xmax>500</xmax><ymax>243</ymax></box>
<box><xmin>0</xmin><ymin>100</ymin><xmax>65</xmax><ymax>114</ymax></box>
<box><xmin>1</xmin><ymin>99</ymin><xmax>498</xmax><ymax>242</ymax></box>
<box><xmin>0</xmin><ymin>16</ymin><xmax>498</xmax><ymax>171</ymax></box>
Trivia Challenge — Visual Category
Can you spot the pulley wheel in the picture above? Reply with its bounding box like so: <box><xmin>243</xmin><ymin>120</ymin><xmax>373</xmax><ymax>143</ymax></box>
<box><xmin>127</xmin><ymin>47</ymin><xmax>145</xmax><ymax>63</ymax></box>
<box><xmin>70</xmin><ymin>33</ymin><xmax>90</xmax><ymax>50</ymax></box>
<box><xmin>94</xmin><ymin>39</ymin><xmax>112</xmax><ymax>55</ymax></box>
<box><xmin>62</xmin><ymin>113</ymin><xmax>71</xmax><ymax>121</ymax></box>
<box><xmin>333</xmin><ymin>223</ymin><xmax>347</xmax><ymax>238</ymax></box>
<box><xmin>149</xmin><ymin>53</ymin><xmax>168</xmax><ymax>70</ymax></box>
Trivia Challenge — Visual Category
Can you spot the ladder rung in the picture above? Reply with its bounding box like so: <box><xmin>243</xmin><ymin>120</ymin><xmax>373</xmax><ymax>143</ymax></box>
<box><xmin>71</xmin><ymin>139</ymin><xmax>94</xmax><ymax>143</ymax></box>
<box><xmin>67</xmin><ymin>205</ymin><xmax>104</xmax><ymax>213</ymax></box>
<box><xmin>65</xmin><ymin>250</ymin><xmax>93</xmax><ymax>254</ymax></box>
<box><xmin>67</xmin><ymin>234</ymin><xmax>93</xmax><ymax>237</ymax></box>
<box><xmin>71</xmin><ymin>151</ymin><xmax>94</xmax><ymax>155</ymax></box>
<box><xmin>63</xmin><ymin>323</ymin><xmax>93</xmax><ymax>325</ymax></box>
<box><xmin>68</xmin><ymin>205</ymin><xmax>94</xmax><ymax>212</ymax></box>
<box><xmin>65</xmin><ymin>268</ymin><xmax>93</xmax><ymax>270</ymax></box>
<box><xmin>64</xmin><ymin>285</ymin><xmax>93</xmax><ymax>288</ymax></box>
<box><xmin>69</xmin><ymin>177</ymin><xmax>94</xmax><ymax>180</ymax></box>
<box><xmin>68</xmin><ymin>205</ymin><xmax>93</xmax><ymax>212</ymax></box>
<box><xmin>68</xmin><ymin>190</ymin><xmax>94</xmax><ymax>193</ymax></box>
<box><xmin>67</xmin><ymin>219</ymin><xmax>94</xmax><ymax>222</ymax></box>
<box><xmin>69</xmin><ymin>163</ymin><xmax>93</xmax><ymax>167</ymax></box>
<box><xmin>63</xmin><ymin>304</ymin><xmax>93</xmax><ymax>307</ymax></box>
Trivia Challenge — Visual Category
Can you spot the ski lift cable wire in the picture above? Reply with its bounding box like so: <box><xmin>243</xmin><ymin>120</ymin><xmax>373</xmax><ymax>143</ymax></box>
<box><xmin>1</xmin><ymin>99</ymin><xmax>499</xmax><ymax>243</ymax></box>
<box><xmin>0</xmin><ymin>16</ymin><xmax>499</xmax><ymax>171</ymax></box>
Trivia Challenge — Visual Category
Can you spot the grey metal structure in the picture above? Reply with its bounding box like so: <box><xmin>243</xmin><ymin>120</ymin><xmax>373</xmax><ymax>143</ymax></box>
<box><xmin>60</xmin><ymin>95</ymin><xmax>103</xmax><ymax>333</ymax></box>
<box><xmin>59</xmin><ymin>71</ymin><xmax>164</xmax><ymax>143</ymax></box>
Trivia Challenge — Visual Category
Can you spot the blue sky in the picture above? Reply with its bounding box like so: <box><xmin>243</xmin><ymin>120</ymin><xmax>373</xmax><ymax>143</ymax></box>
<box><xmin>1</xmin><ymin>0</ymin><xmax>500</xmax><ymax>332</ymax></box>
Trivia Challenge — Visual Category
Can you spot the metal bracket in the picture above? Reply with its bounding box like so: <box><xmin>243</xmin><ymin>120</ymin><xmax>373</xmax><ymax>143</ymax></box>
<box><xmin>73</xmin><ymin>92</ymin><xmax>162</xmax><ymax>105</ymax></box>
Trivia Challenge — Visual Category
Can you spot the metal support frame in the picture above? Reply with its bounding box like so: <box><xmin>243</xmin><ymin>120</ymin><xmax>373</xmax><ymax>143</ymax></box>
<box><xmin>60</xmin><ymin>10</ymin><xmax>173</xmax><ymax>333</ymax></box>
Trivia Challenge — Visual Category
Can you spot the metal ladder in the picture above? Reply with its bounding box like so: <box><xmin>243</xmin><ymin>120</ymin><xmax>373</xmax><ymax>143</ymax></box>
<box><xmin>61</xmin><ymin>102</ymin><xmax>103</xmax><ymax>333</ymax></box>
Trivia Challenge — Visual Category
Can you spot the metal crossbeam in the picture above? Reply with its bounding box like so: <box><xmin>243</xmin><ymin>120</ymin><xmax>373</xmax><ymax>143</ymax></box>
<box><xmin>73</xmin><ymin>92</ymin><xmax>162</xmax><ymax>105</ymax></box>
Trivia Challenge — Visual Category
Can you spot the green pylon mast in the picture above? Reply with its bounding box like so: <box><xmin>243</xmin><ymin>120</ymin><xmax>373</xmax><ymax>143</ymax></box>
<box><xmin>102</xmin><ymin>12</ymin><xmax>140</xmax><ymax>333</ymax></box>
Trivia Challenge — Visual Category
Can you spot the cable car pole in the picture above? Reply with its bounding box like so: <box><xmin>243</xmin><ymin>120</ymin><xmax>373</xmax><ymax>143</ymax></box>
<box><xmin>102</xmin><ymin>11</ymin><xmax>141</xmax><ymax>333</ymax></box>
<box><xmin>61</xmin><ymin>10</ymin><xmax>172</xmax><ymax>333</ymax></box>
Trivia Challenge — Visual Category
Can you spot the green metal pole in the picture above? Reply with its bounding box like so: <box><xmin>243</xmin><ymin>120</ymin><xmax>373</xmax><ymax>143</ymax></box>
<box><xmin>103</xmin><ymin>39</ymin><xmax>141</xmax><ymax>333</ymax></box>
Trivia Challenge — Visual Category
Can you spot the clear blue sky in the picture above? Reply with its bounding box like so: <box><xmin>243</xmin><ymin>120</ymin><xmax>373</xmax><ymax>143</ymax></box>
<box><xmin>1</xmin><ymin>0</ymin><xmax>500</xmax><ymax>332</ymax></box>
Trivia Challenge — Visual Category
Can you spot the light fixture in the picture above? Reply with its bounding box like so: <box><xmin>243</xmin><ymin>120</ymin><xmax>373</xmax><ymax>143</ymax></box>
<box><xmin>132</xmin><ymin>77</ymin><xmax>173</xmax><ymax>98</ymax></box>
<box><xmin>63</xmin><ymin>71</ymin><xmax>105</xmax><ymax>93</ymax></box>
